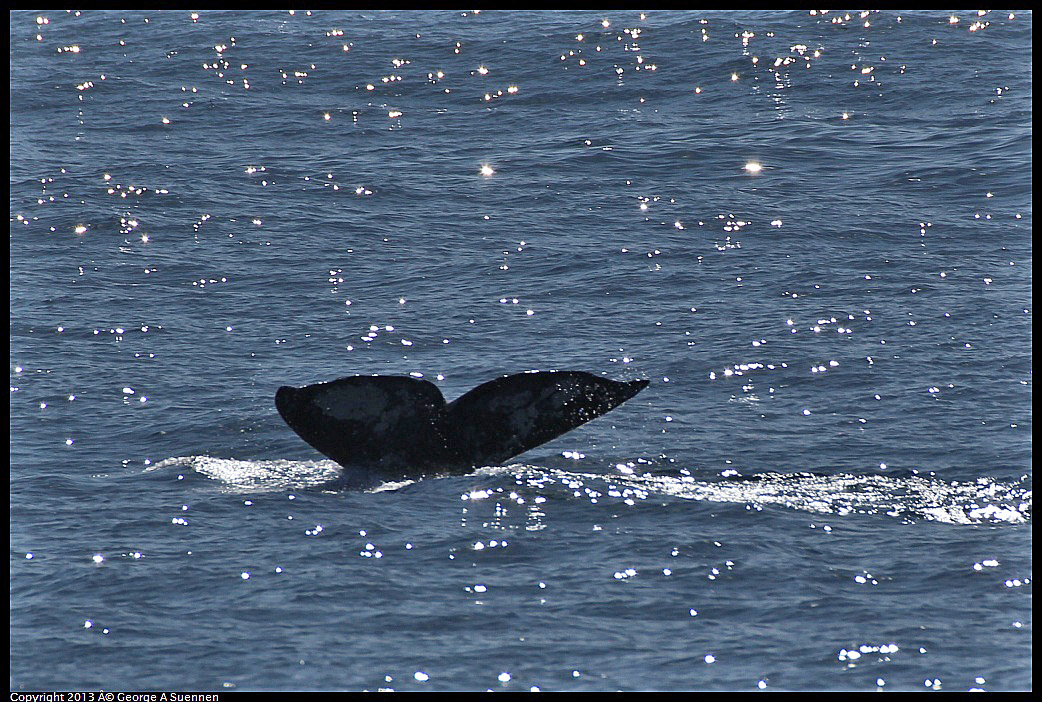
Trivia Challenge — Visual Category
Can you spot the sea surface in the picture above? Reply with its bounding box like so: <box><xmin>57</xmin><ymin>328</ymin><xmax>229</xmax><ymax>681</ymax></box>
<box><xmin>9</xmin><ymin>10</ymin><xmax>1032</xmax><ymax>692</ymax></box>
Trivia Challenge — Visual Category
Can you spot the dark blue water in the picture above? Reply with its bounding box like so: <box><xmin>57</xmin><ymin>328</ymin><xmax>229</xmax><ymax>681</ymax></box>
<box><xmin>10</xmin><ymin>10</ymin><xmax>1031</xmax><ymax>692</ymax></box>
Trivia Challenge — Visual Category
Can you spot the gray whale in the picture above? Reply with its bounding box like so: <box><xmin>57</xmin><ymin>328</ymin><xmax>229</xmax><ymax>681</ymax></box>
<box><xmin>275</xmin><ymin>370</ymin><xmax>649</xmax><ymax>480</ymax></box>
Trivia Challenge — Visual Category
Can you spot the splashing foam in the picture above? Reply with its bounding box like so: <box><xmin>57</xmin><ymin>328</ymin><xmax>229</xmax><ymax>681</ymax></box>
<box><xmin>147</xmin><ymin>457</ymin><xmax>1029</xmax><ymax>524</ymax></box>
<box><xmin>502</xmin><ymin>466</ymin><xmax>1031</xmax><ymax>526</ymax></box>
<box><xmin>148</xmin><ymin>456</ymin><xmax>342</xmax><ymax>492</ymax></box>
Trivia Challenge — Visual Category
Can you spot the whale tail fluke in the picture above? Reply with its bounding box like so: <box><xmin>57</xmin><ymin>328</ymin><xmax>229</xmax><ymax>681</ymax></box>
<box><xmin>275</xmin><ymin>371</ymin><xmax>648</xmax><ymax>479</ymax></box>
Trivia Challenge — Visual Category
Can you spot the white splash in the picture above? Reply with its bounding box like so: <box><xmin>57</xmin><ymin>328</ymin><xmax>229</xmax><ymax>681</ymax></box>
<box><xmin>146</xmin><ymin>457</ymin><xmax>1030</xmax><ymax>525</ymax></box>
<box><xmin>509</xmin><ymin>466</ymin><xmax>1031</xmax><ymax>526</ymax></box>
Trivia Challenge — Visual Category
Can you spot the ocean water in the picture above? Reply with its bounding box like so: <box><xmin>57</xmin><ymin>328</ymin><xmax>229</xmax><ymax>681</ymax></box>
<box><xmin>9</xmin><ymin>10</ymin><xmax>1031</xmax><ymax>692</ymax></box>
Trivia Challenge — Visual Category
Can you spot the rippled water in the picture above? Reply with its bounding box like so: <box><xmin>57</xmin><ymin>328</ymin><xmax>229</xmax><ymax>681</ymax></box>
<box><xmin>10</xmin><ymin>10</ymin><xmax>1031</xmax><ymax>692</ymax></box>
